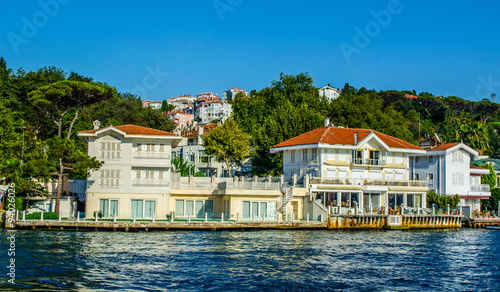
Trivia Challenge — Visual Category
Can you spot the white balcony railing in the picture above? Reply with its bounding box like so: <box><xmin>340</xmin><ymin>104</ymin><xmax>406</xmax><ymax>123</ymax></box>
<box><xmin>310</xmin><ymin>177</ymin><xmax>428</xmax><ymax>188</ymax></box>
<box><xmin>469</xmin><ymin>184</ymin><xmax>490</xmax><ymax>192</ymax></box>
<box><xmin>352</xmin><ymin>159</ymin><xmax>387</xmax><ymax>166</ymax></box>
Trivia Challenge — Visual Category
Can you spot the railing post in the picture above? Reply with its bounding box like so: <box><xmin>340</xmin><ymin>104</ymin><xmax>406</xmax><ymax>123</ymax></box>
<box><xmin>188</xmin><ymin>213</ymin><xmax>191</xmax><ymax>222</ymax></box>
<box><xmin>328</xmin><ymin>206</ymin><xmax>331</xmax><ymax>214</ymax></box>
<box><xmin>221</xmin><ymin>212</ymin><xmax>224</xmax><ymax>222</ymax></box>
<box><xmin>170</xmin><ymin>212</ymin><xmax>174</xmax><ymax>223</ymax></box>
<box><xmin>447</xmin><ymin>204</ymin><xmax>450</xmax><ymax>215</ymax></box>
<box><xmin>16</xmin><ymin>210</ymin><xmax>19</xmax><ymax>221</ymax></box>
<box><xmin>370</xmin><ymin>203</ymin><xmax>373</xmax><ymax>215</ymax></box>
<box><xmin>113</xmin><ymin>211</ymin><xmax>116</xmax><ymax>222</ymax></box>
<box><xmin>252</xmin><ymin>213</ymin><xmax>255</xmax><ymax>223</ymax></box>
<box><xmin>432</xmin><ymin>204</ymin><xmax>435</xmax><ymax>216</ymax></box>
<box><xmin>22</xmin><ymin>210</ymin><xmax>26</xmax><ymax>221</ymax></box>
<box><xmin>292</xmin><ymin>212</ymin><xmax>295</xmax><ymax>223</ymax></box>
<box><xmin>76</xmin><ymin>212</ymin><xmax>80</xmax><ymax>222</ymax></box>
<box><xmin>236</xmin><ymin>213</ymin><xmax>239</xmax><ymax>223</ymax></box>
<box><xmin>152</xmin><ymin>214</ymin><xmax>155</xmax><ymax>223</ymax></box>
<box><xmin>205</xmin><ymin>212</ymin><xmax>208</xmax><ymax>222</ymax></box>
<box><xmin>262</xmin><ymin>213</ymin><xmax>265</xmax><ymax>222</ymax></box>
<box><xmin>307</xmin><ymin>213</ymin><xmax>309</xmax><ymax>222</ymax></box>
<box><xmin>355</xmin><ymin>202</ymin><xmax>358</xmax><ymax>215</ymax></box>
<box><xmin>417</xmin><ymin>204</ymin><xmax>420</xmax><ymax>215</ymax></box>
<box><xmin>133</xmin><ymin>212</ymin><xmax>136</xmax><ymax>222</ymax></box>
<box><xmin>41</xmin><ymin>211</ymin><xmax>44</xmax><ymax>221</ymax></box>
<box><xmin>59</xmin><ymin>211</ymin><xmax>62</xmax><ymax>221</ymax></box>
<box><xmin>321</xmin><ymin>213</ymin><xmax>324</xmax><ymax>222</ymax></box>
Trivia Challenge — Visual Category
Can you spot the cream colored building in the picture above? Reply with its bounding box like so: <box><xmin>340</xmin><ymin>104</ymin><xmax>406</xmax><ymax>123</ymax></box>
<box><xmin>78</xmin><ymin>121</ymin><xmax>182</xmax><ymax>219</ymax></box>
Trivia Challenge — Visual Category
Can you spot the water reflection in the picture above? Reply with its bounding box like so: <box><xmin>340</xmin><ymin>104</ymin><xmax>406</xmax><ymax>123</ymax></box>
<box><xmin>0</xmin><ymin>229</ymin><xmax>499</xmax><ymax>291</ymax></box>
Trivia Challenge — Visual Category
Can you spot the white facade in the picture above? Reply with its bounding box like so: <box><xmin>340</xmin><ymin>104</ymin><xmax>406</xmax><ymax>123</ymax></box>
<box><xmin>78</xmin><ymin>123</ymin><xmax>181</xmax><ymax>219</ymax></box>
<box><xmin>272</xmin><ymin>126</ymin><xmax>428</xmax><ymax>213</ymax></box>
<box><xmin>318</xmin><ymin>86</ymin><xmax>341</xmax><ymax>101</ymax></box>
<box><xmin>410</xmin><ymin>143</ymin><xmax>491</xmax><ymax>212</ymax></box>
<box><xmin>168</xmin><ymin>95</ymin><xmax>196</xmax><ymax>112</ymax></box>
<box><xmin>198</xmin><ymin>101</ymin><xmax>232</xmax><ymax>124</ymax></box>
<box><xmin>222</xmin><ymin>88</ymin><xmax>247</xmax><ymax>101</ymax></box>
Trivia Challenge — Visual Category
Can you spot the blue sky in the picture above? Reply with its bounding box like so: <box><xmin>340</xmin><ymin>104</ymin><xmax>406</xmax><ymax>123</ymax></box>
<box><xmin>1</xmin><ymin>0</ymin><xmax>500</xmax><ymax>102</ymax></box>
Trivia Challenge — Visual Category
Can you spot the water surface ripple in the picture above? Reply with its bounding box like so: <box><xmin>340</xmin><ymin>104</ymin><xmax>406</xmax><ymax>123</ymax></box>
<box><xmin>1</xmin><ymin>229</ymin><xmax>499</xmax><ymax>291</ymax></box>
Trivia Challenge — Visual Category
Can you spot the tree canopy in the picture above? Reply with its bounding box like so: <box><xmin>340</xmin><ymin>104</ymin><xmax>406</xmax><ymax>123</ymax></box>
<box><xmin>203</xmin><ymin>119</ymin><xmax>250</xmax><ymax>178</ymax></box>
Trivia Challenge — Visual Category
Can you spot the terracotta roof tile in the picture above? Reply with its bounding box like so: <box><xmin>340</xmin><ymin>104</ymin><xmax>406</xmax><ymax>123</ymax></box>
<box><xmin>426</xmin><ymin>143</ymin><xmax>460</xmax><ymax>151</ymax></box>
<box><xmin>78</xmin><ymin>124</ymin><xmax>178</xmax><ymax>136</ymax></box>
<box><xmin>272</xmin><ymin>127</ymin><xmax>421</xmax><ymax>150</ymax></box>
<box><xmin>470</xmin><ymin>164</ymin><xmax>487</xmax><ymax>170</ymax></box>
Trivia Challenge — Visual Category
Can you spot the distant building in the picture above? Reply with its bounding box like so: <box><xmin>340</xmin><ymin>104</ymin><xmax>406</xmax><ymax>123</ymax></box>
<box><xmin>168</xmin><ymin>95</ymin><xmax>196</xmax><ymax>112</ymax></box>
<box><xmin>405</xmin><ymin>94</ymin><xmax>418</xmax><ymax>99</ymax></box>
<box><xmin>222</xmin><ymin>88</ymin><xmax>247</xmax><ymax>101</ymax></box>
<box><xmin>167</xmin><ymin>111</ymin><xmax>194</xmax><ymax>129</ymax></box>
<box><xmin>198</xmin><ymin>101</ymin><xmax>232</xmax><ymax>124</ymax></box>
<box><xmin>471</xmin><ymin>158</ymin><xmax>500</xmax><ymax>188</ymax></box>
<box><xmin>142</xmin><ymin>100</ymin><xmax>163</xmax><ymax>110</ymax></box>
<box><xmin>318</xmin><ymin>86</ymin><xmax>341</xmax><ymax>101</ymax></box>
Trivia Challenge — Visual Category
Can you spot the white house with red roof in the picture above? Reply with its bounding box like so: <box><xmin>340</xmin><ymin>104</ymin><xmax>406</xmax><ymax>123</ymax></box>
<box><xmin>409</xmin><ymin>142</ymin><xmax>491</xmax><ymax>214</ymax></box>
<box><xmin>271</xmin><ymin>120</ymin><xmax>428</xmax><ymax>214</ymax></box>
<box><xmin>78</xmin><ymin>121</ymin><xmax>182</xmax><ymax>219</ymax></box>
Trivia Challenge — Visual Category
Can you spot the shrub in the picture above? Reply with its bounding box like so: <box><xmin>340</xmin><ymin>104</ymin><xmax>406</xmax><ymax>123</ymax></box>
<box><xmin>25</xmin><ymin>212</ymin><xmax>59</xmax><ymax>220</ymax></box>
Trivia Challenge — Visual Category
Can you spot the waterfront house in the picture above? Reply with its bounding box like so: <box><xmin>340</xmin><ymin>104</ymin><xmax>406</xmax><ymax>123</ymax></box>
<box><xmin>78</xmin><ymin>121</ymin><xmax>182</xmax><ymax>219</ymax></box>
<box><xmin>471</xmin><ymin>158</ymin><xmax>500</xmax><ymax>188</ymax></box>
<box><xmin>410</xmin><ymin>142</ymin><xmax>491</xmax><ymax>214</ymax></box>
<box><xmin>270</xmin><ymin>120</ymin><xmax>429</xmax><ymax>215</ymax></box>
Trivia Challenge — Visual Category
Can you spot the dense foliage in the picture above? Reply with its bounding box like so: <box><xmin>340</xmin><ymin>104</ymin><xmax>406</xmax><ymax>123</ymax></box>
<box><xmin>427</xmin><ymin>192</ymin><xmax>461</xmax><ymax>209</ymax></box>
<box><xmin>0</xmin><ymin>57</ymin><xmax>175</xmax><ymax>212</ymax></box>
<box><xmin>231</xmin><ymin>74</ymin><xmax>500</xmax><ymax>176</ymax></box>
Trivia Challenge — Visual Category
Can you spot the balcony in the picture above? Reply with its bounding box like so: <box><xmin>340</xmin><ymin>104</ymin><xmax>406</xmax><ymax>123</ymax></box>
<box><xmin>352</xmin><ymin>159</ymin><xmax>387</xmax><ymax>166</ymax></box>
<box><xmin>310</xmin><ymin>177</ymin><xmax>428</xmax><ymax>188</ymax></box>
<box><xmin>470</xmin><ymin>184</ymin><xmax>490</xmax><ymax>192</ymax></box>
<box><xmin>133</xmin><ymin>154</ymin><xmax>170</xmax><ymax>160</ymax></box>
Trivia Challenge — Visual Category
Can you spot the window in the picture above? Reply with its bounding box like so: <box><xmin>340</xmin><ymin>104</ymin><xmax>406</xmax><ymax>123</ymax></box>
<box><xmin>311</xmin><ymin>148</ymin><xmax>317</xmax><ymax>161</ymax></box>
<box><xmin>369</xmin><ymin>150</ymin><xmax>380</xmax><ymax>165</ymax></box>
<box><xmin>427</xmin><ymin>173</ymin><xmax>434</xmax><ymax>186</ymax></box>
<box><xmin>414</xmin><ymin>173</ymin><xmax>420</xmax><ymax>180</ymax></box>
<box><xmin>290</xmin><ymin>169</ymin><xmax>295</xmax><ymax>177</ymax></box>
<box><xmin>99</xmin><ymin>199</ymin><xmax>118</xmax><ymax>218</ymax></box>
<box><xmin>100</xmin><ymin>142</ymin><xmax>121</xmax><ymax>160</ymax></box>
<box><xmin>452</xmin><ymin>173</ymin><xmax>464</xmax><ymax>185</ymax></box>
<box><xmin>388</xmin><ymin>194</ymin><xmax>404</xmax><ymax>208</ymax></box>
<box><xmin>352</xmin><ymin>150</ymin><xmax>363</xmax><ymax>164</ymax></box>
<box><xmin>341</xmin><ymin>192</ymin><xmax>359</xmax><ymax>208</ymax></box>
<box><xmin>428</xmin><ymin>156</ymin><xmax>433</xmax><ymax>163</ymax></box>
<box><xmin>175</xmin><ymin>200</ymin><xmax>214</xmax><ymax>218</ymax></box>
<box><xmin>415</xmin><ymin>156</ymin><xmax>420</xmax><ymax>164</ymax></box>
<box><xmin>302</xmin><ymin>149</ymin><xmax>308</xmax><ymax>162</ymax></box>
<box><xmin>290</xmin><ymin>150</ymin><xmax>296</xmax><ymax>163</ymax></box>
<box><xmin>242</xmin><ymin>201</ymin><xmax>276</xmax><ymax>219</ymax></box>
<box><xmin>99</xmin><ymin>169</ymin><xmax>121</xmax><ymax>188</ymax></box>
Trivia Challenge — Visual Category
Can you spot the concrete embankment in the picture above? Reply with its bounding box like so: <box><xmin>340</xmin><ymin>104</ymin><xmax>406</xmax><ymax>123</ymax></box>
<box><xmin>9</xmin><ymin>214</ymin><xmax>465</xmax><ymax>231</ymax></box>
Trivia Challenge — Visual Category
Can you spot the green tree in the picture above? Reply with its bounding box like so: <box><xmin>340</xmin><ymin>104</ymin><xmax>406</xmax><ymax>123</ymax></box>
<box><xmin>75</xmin><ymin>93</ymin><xmax>175</xmax><ymax>133</ymax></box>
<box><xmin>427</xmin><ymin>191</ymin><xmax>460</xmax><ymax>209</ymax></box>
<box><xmin>328</xmin><ymin>93</ymin><xmax>415</xmax><ymax>143</ymax></box>
<box><xmin>481</xmin><ymin>188</ymin><xmax>500</xmax><ymax>213</ymax></box>
<box><xmin>161</xmin><ymin>100</ymin><xmax>175</xmax><ymax>112</ymax></box>
<box><xmin>171</xmin><ymin>156</ymin><xmax>196</xmax><ymax>177</ymax></box>
<box><xmin>480</xmin><ymin>163</ymin><xmax>496</xmax><ymax>189</ymax></box>
<box><xmin>28</xmin><ymin>80</ymin><xmax>118</xmax><ymax>138</ymax></box>
<box><xmin>45</xmin><ymin>137</ymin><xmax>103</xmax><ymax>214</ymax></box>
<box><xmin>203</xmin><ymin>119</ymin><xmax>250</xmax><ymax>178</ymax></box>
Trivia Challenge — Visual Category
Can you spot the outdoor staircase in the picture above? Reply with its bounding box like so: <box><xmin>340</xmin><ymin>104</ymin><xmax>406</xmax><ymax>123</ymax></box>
<box><xmin>278</xmin><ymin>187</ymin><xmax>294</xmax><ymax>221</ymax></box>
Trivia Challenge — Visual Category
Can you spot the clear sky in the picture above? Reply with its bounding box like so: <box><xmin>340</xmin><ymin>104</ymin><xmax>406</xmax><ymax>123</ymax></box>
<box><xmin>1</xmin><ymin>0</ymin><xmax>500</xmax><ymax>102</ymax></box>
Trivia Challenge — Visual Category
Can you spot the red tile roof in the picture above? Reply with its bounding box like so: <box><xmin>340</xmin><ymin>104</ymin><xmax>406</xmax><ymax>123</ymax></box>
<box><xmin>272</xmin><ymin>127</ymin><xmax>421</xmax><ymax>150</ymax></box>
<box><xmin>181</xmin><ymin>123</ymin><xmax>218</xmax><ymax>138</ymax></box>
<box><xmin>426</xmin><ymin>143</ymin><xmax>460</xmax><ymax>151</ymax></box>
<box><xmin>78</xmin><ymin>124</ymin><xmax>178</xmax><ymax>136</ymax></box>
<box><xmin>470</xmin><ymin>164</ymin><xmax>487</xmax><ymax>170</ymax></box>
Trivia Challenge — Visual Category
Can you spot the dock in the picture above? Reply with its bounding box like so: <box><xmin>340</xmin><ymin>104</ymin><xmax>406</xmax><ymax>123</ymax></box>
<box><xmin>9</xmin><ymin>213</ymin><xmax>466</xmax><ymax>231</ymax></box>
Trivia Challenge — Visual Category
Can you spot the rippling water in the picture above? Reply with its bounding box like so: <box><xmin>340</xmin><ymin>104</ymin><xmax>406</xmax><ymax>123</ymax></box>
<box><xmin>1</xmin><ymin>228</ymin><xmax>499</xmax><ymax>291</ymax></box>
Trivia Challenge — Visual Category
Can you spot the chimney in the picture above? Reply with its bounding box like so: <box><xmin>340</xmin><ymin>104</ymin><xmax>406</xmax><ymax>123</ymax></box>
<box><xmin>93</xmin><ymin>120</ymin><xmax>101</xmax><ymax>130</ymax></box>
<box><xmin>354</xmin><ymin>132</ymin><xmax>358</xmax><ymax>144</ymax></box>
<box><xmin>198</xmin><ymin>125</ymin><xmax>204</xmax><ymax>136</ymax></box>
<box><xmin>324</xmin><ymin>117</ymin><xmax>330</xmax><ymax>127</ymax></box>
